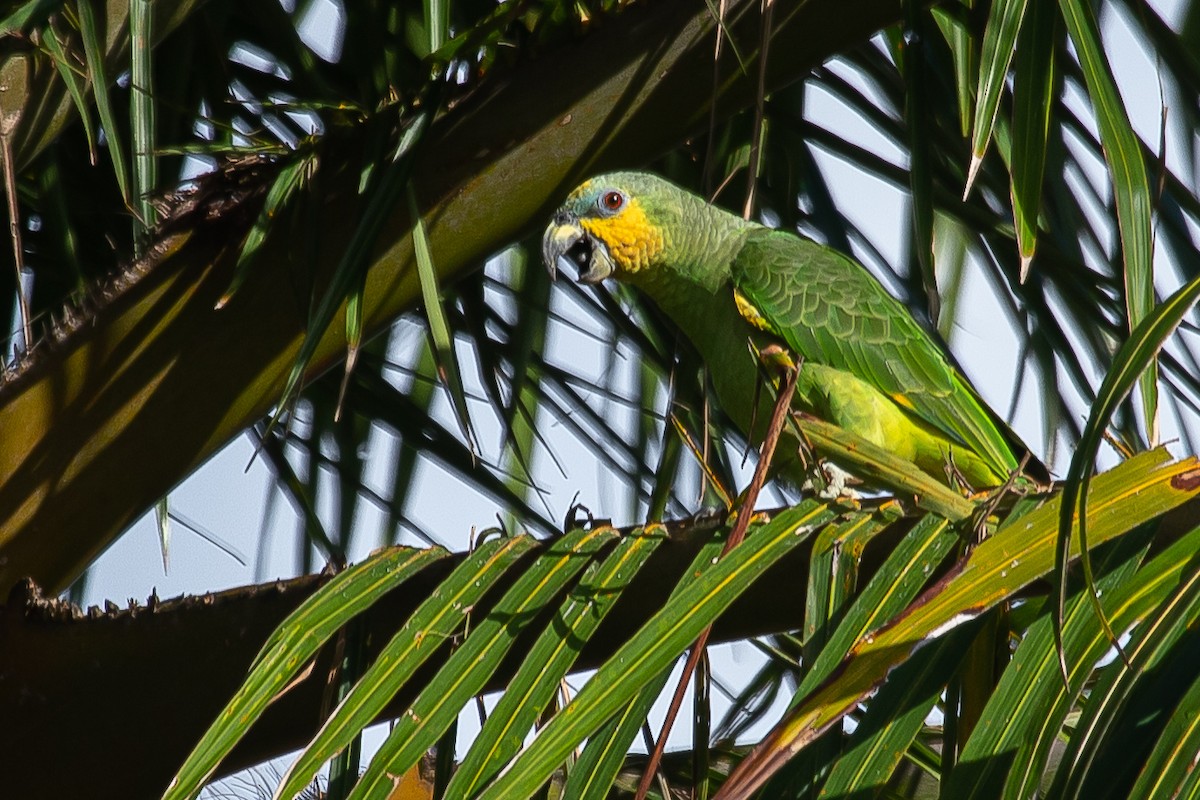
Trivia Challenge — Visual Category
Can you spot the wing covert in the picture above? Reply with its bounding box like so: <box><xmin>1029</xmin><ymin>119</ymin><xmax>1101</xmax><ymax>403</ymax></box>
<box><xmin>730</xmin><ymin>227</ymin><xmax>1019</xmax><ymax>476</ymax></box>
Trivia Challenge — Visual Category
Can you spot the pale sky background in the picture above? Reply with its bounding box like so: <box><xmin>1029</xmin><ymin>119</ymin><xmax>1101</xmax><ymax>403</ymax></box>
<box><xmin>45</xmin><ymin>0</ymin><xmax>1197</xmax><ymax>794</ymax></box>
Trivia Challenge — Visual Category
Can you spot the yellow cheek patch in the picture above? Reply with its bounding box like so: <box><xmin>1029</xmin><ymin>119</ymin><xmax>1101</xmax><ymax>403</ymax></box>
<box><xmin>580</xmin><ymin>199</ymin><xmax>664</xmax><ymax>274</ymax></box>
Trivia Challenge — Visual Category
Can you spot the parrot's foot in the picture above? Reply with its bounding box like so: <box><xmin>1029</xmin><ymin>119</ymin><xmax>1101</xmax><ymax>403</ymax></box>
<box><xmin>942</xmin><ymin>456</ymin><xmax>981</xmax><ymax>497</ymax></box>
<box><xmin>805</xmin><ymin>463</ymin><xmax>862</xmax><ymax>503</ymax></box>
<box><xmin>756</xmin><ymin>343</ymin><xmax>798</xmax><ymax>372</ymax></box>
<box><xmin>969</xmin><ymin>462</ymin><xmax>1032</xmax><ymax>542</ymax></box>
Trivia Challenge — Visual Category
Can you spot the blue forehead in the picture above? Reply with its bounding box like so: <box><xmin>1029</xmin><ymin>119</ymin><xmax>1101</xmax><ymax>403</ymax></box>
<box><xmin>563</xmin><ymin>181</ymin><xmax>608</xmax><ymax>215</ymax></box>
<box><xmin>561</xmin><ymin>172</ymin><xmax>650</xmax><ymax>215</ymax></box>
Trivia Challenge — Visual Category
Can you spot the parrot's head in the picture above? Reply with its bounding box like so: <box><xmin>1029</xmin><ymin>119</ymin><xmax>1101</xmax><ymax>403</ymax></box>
<box><xmin>542</xmin><ymin>171</ymin><xmax>674</xmax><ymax>285</ymax></box>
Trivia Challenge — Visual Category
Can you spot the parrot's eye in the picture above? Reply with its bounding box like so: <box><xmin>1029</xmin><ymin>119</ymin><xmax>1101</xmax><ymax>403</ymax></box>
<box><xmin>598</xmin><ymin>191</ymin><xmax>625</xmax><ymax>214</ymax></box>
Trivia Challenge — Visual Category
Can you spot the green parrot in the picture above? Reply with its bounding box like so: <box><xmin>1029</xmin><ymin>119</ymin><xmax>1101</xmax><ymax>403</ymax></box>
<box><xmin>542</xmin><ymin>171</ymin><xmax>1046</xmax><ymax>491</ymax></box>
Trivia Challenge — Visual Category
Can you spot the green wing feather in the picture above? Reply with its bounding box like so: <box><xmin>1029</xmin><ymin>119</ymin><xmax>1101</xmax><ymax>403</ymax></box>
<box><xmin>730</xmin><ymin>227</ymin><xmax>1020</xmax><ymax>477</ymax></box>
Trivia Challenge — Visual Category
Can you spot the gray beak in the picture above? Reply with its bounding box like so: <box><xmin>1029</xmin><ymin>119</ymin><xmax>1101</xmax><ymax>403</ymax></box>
<box><xmin>542</xmin><ymin>211</ymin><xmax>615</xmax><ymax>285</ymax></box>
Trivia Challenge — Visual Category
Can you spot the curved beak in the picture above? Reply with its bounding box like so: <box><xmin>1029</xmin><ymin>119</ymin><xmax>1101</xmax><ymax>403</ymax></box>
<box><xmin>542</xmin><ymin>212</ymin><xmax>615</xmax><ymax>285</ymax></box>
<box><xmin>542</xmin><ymin>213</ymin><xmax>583</xmax><ymax>282</ymax></box>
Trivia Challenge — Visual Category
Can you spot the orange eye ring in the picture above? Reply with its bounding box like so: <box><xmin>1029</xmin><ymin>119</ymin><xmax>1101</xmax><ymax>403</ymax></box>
<box><xmin>600</xmin><ymin>191</ymin><xmax>624</xmax><ymax>213</ymax></box>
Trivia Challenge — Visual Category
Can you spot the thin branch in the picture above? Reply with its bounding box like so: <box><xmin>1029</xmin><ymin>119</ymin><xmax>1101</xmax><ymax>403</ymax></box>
<box><xmin>635</xmin><ymin>362</ymin><xmax>799</xmax><ymax>800</ymax></box>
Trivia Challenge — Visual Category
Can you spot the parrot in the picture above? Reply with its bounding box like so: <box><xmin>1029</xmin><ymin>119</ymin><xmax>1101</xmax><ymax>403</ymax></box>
<box><xmin>542</xmin><ymin>170</ymin><xmax>1046</xmax><ymax>493</ymax></box>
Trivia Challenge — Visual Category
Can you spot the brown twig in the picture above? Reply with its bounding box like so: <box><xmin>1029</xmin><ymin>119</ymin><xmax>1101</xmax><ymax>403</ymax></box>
<box><xmin>742</xmin><ymin>0</ymin><xmax>775</xmax><ymax>220</ymax></box>
<box><xmin>635</xmin><ymin>363</ymin><xmax>799</xmax><ymax>800</ymax></box>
